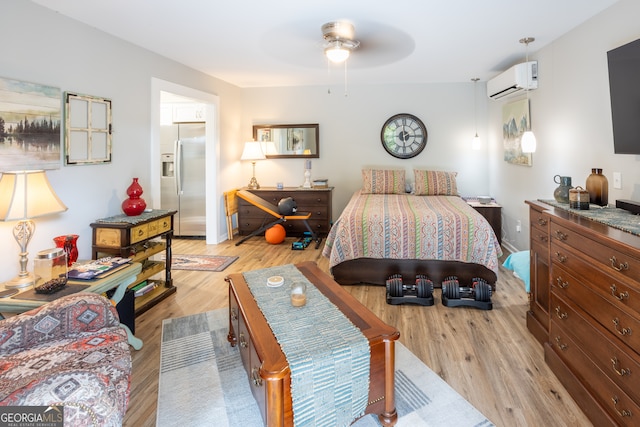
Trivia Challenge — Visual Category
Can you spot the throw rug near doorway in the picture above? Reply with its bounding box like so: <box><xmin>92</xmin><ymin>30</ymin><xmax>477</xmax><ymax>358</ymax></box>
<box><xmin>156</xmin><ymin>309</ymin><xmax>494</xmax><ymax>427</ymax></box>
<box><xmin>163</xmin><ymin>254</ymin><xmax>238</xmax><ymax>272</ymax></box>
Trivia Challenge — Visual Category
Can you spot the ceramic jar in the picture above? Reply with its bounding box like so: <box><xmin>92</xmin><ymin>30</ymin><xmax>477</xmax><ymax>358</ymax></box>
<box><xmin>586</xmin><ymin>168</ymin><xmax>608</xmax><ymax>206</ymax></box>
<box><xmin>553</xmin><ymin>175</ymin><xmax>572</xmax><ymax>203</ymax></box>
<box><xmin>569</xmin><ymin>186</ymin><xmax>590</xmax><ymax>210</ymax></box>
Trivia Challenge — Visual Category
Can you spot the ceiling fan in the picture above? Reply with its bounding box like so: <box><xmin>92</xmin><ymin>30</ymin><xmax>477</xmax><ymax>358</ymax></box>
<box><xmin>321</xmin><ymin>21</ymin><xmax>360</xmax><ymax>63</ymax></box>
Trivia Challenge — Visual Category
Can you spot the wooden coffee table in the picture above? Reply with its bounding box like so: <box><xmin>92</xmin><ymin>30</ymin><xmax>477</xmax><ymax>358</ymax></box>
<box><xmin>226</xmin><ymin>261</ymin><xmax>399</xmax><ymax>426</ymax></box>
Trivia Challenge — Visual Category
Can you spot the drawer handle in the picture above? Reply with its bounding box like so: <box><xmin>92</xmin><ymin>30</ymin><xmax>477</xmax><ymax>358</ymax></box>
<box><xmin>611</xmin><ymin>396</ymin><xmax>632</xmax><ymax>418</ymax></box>
<box><xmin>611</xmin><ymin>357</ymin><xmax>631</xmax><ymax>377</ymax></box>
<box><xmin>554</xmin><ymin>230</ymin><xmax>568</xmax><ymax>241</ymax></box>
<box><xmin>555</xmin><ymin>306</ymin><xmax>568</xmax><ymax>320</ymax></box>
<box><xmin>556</xmin><ymin>277</ymin><xmax>569</xmax><ymax>289</ymax></box>
<box><xmin>609</xmin><ymin>256</ymin><xmax>629</xmax><ymax>272</ymax></box>
<box><xmin>537</xmin><ymin>234</ymin><xmax>548</xmax><ymax>242</ymax></box>
<box><xmin>230</xmin><ymin>308</ymin><xmax>238</xmax><ymax>321</ymax></box>
<box><xmin>610</xmin><ymin>284</ymin><xmax>629</xmax><ymax>301</ymax></box>
<box><xmin>554</xmin><ymin>336</ymin><xmax>568</xmax><ymax>350</ymax></box>
<box><xmin>554</xmin><ymin>252</ymin><xmax>567</xmax><ymax>263</ymax></box>
<box><xmin>251</xmin><ymin>367</ymin><xmax>263</xmax><ymax>387</ymax></box>
<box><xmin>239</xmin><ymin>333</ymin><xmax>248</xmax><ymax>348</ymax></box>
<box><xmin>613</xmin><ymin>318</ymin><xmax>632</xmax><ymax>336</ymax></box>
<box><xmin>138</xmin><ymin>229</ymin><xmax>144</xmax><ymax>236</ymax></box>
<box><xmin>537</xmin><ymin>218</ymin><xmax>547</xmax><ymax>226</ymax></box>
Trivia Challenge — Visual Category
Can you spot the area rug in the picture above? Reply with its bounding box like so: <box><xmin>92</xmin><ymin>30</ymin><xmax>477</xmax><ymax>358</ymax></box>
<box><xmin>157</xmin><ymin>309</ymin><xmax>494</xmax><ymax>427</ymax></box>
<box><xmin>163</xmin><ymin>254</ymin><xmax>238</xmax><ymax>271</ymax></box>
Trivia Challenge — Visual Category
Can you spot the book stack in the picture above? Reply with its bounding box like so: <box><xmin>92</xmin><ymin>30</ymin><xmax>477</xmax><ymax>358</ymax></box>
<box><xmin>68</xmin><ymin>257</ymin><xmax>131</xmax><ymax>280</ymax></box>
<box><xmin>131</xmin><ymin>280</ymin><xmax>158</xmax><ymax>297</ymax></box>
<box><xmin>312</xmin><ymin>178</ymin><xmax>329</xmax><ymax>188</ymax></box>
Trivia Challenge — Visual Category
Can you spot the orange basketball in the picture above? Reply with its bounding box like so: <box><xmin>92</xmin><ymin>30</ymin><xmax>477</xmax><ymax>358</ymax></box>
<box><xmin>265</xmin><ymin>224</ymin><xmax>286</xmax><ymax>244</ymax></box>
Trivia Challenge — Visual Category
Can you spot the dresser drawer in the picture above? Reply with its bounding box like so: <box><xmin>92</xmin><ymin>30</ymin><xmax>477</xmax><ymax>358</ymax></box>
<box><xmin>550</xmin><ymin>291</ymin><xmax>640</xmax><ymax>402</ymax></box>
<box><xmin>551</xmin><ymin>279</ymin><xmax>640</xmax><ymax>352</ymax></box>
<box><xmin>550</xmin><ymin>218</ymin><xmax>640</xmax><ymax>284</ymax></box>
<box><xmin>552</xmin><ymin>248</ymin><xmax>640</xmax><ymax>319</ymax></box>
<box><xmin>130</xmin><ymin>223</ymin><xmax>149</xmax><ymax>244</ymax></box>
<box><xmin>550</xmin><ymin>318</ymin><xmax>639</xmax><ymax>426</ymax></box>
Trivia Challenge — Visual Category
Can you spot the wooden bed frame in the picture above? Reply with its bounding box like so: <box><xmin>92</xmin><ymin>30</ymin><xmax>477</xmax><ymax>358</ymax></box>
<box><xmin>330</xmin><ymin>258</ymin><xmax>498</xmax><ymax>290</ymax></box>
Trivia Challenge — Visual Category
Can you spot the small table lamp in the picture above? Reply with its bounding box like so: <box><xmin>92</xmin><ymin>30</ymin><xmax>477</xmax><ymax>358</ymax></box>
<box><xmin>241</xmin><ymin>141</ymin><xmax>265</xmax><ymax>189</ymax></box>
<box><xmin>0</xmin><ymin>170</ymin><xmax>68</xmax><ymax>288</ymax></box>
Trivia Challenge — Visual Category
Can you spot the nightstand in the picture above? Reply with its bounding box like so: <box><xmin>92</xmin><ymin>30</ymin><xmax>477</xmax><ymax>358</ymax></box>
<box><xmin>465</xmin><ymin>197</ymin><xmax>502</xmax><ymax>245</ymax></box>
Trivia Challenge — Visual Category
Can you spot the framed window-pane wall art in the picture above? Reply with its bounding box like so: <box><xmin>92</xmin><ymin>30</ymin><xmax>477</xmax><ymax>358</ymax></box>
<box><xmin>65</xmin><ymin>92</ymin><xmax>112</xmax><ymax>165</ymax></box>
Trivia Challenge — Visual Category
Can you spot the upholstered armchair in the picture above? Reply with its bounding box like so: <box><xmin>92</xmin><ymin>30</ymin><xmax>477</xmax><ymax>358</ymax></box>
<box><xmin>0</xmin><ymin>292</ymin><xmax>132</xmax><ymax>426</ymax></box>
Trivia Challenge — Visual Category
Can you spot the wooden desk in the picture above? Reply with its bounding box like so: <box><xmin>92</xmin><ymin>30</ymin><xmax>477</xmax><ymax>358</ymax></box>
<box><xmin>226</xmin><ymin>261</ymin><xmax>399</xmax><ymax>426</ymax></box>
<box><xmin>0</xmin><ymin>263</ymin><xmax>144</xmax><ymax>349</ymax></box>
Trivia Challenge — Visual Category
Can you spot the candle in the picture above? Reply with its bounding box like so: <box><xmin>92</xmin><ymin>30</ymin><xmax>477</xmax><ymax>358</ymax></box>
<box><xmin>305</xmin><ymin>160</ymin><xmax>312</xmax><ymax>170</ymax></box>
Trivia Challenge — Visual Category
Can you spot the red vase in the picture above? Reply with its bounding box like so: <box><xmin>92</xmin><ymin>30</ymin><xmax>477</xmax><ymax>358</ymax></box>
<box><xmin>122</xmin><ymin>178</ymin><xmax>147</xmax><ymax>216</ymax></box>
<box><xmin>53</xmin><ymin>234</ymin><xmax>79</xmax><ymax>267</ymax></box>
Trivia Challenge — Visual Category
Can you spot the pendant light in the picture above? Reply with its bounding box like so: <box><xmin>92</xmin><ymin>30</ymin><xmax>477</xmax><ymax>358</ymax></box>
<box><xmin>471</xmin><ymin>78</ymin><xmax>481</xmax><ymax>150</ymax></box>
<box><xmin>520</xmin><ymin>37</ymin><xmax>536</xmax><ymax>153</ymax></box>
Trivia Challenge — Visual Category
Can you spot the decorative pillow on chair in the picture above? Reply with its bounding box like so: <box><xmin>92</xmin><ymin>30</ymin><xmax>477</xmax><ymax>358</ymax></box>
<box><xmin>414</xmin><ymin>170</ymin><xmax>458</xmax><ymax>195</ymax></box>
<box><xmin>362</xmin><ymin>169</ymin><xmax>406</xmax><ymax>194</ymax></box>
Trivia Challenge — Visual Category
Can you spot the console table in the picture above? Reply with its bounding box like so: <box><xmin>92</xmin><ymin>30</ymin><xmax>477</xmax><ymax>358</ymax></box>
<box><xmin>238</xmin><ymin>187</ymin><xmax>333</xmax><ymax>237</ymax></box>
<box><xmin>0</xmin><ymin>263</ymin><xmax>144</xmax><ymax>349</ymax></box>
<box><xmin>90</xmin><ymin>209</ymin><xmax>176</xmax><ymax>316</ymax></box>
<box><xmin>226</xmin><ymin>261</ymin><xmax>399</xmax><ymax>426</ymax></box>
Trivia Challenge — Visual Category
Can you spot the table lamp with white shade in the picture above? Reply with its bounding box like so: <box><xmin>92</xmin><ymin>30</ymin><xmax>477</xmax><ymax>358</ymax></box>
<box><xmin>0</xmin><ymin>170</ymin><xmax>68</xmax><ymax>288</ymax></box>
<box><xmin>241</xmin><ymin>141</ymin><xmax>266</xmax><ymax>189</ymax></box>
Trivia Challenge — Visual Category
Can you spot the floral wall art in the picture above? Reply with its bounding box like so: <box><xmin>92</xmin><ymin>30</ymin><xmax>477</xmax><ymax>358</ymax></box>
<box><xmin>502</xmin><ymin>98</ymin><xmax>532</xmax><ymax>167</ymax></box>
<box><xmin>0</xmin><ymin>77</ymin><xmax>62</xmax><ymax>171</ymax></box>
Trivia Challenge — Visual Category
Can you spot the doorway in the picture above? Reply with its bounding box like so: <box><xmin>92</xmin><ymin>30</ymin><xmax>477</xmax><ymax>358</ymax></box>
<box><xmin>150</xmin><ymin>78</ymin><xmax>220</xmax><ymax>244</ymax></box>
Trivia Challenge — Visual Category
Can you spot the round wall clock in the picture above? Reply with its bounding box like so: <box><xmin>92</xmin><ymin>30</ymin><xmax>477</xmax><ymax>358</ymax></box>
<box><xmin>380</xmin><ymin>113</ymin><xmax>428</xmax><ymax>159</ymax></box>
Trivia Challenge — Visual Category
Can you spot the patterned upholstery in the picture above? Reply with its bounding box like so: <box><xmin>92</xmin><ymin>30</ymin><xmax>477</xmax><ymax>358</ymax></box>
<box><xmin>0</xmin><ymin>292</ymin><xmax>131</xmax><ymax>426</ymax></box>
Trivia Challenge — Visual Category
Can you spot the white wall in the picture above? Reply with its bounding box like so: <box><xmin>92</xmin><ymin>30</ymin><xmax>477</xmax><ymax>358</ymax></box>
<box><xmin>488</xmin><ymin>0</ymin><xmax>640</xmax><ymax>251</ymax></box>
<box><xmin>242</xmin><ymin>83</ymin><xmax>490</xmax><ymax>218</ymax></box>
<box><xmin>0</xmin><ymin>0</ymin><xmax>243</xmax><ymax>282</ymax></box>
<box><xmin>3</xmin><ymin>0</ymin><xmax>637</xmax><ymax>284</ymax></box>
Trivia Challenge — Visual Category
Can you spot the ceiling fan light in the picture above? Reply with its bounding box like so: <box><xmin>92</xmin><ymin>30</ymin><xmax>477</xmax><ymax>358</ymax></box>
<box><xmin>521</xmin><ymin>130</ymin><xmax>537</xmax><ymax>153</ymax></box>
<box><xmin>325</xmin><ymin>45</ymin><xmax>350</xmax><ymax>63</ymax></box>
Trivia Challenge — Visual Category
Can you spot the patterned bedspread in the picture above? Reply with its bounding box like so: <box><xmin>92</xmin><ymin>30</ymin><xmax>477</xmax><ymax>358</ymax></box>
<box><xmin>322</xmin><ymin>191</ymin><xmax>502</xmax><ymax>275</ymax></box>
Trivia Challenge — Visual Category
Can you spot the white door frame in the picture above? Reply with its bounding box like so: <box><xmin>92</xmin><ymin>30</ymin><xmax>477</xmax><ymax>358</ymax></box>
<box><xmin>150</xmin><ymin>78</ymin><xmax>220</xmax><ymax>244</ymax></box>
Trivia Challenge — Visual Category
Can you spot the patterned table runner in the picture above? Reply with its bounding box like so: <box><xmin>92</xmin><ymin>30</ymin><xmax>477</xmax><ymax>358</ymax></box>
<box><xmin>540</xmin><ymin>199</ymin><xmax>640</xmax><ymax>237</ymax></box>
<box><xmin>95</xmin><ymin>209</ymin><xmax>173</xmax><ymax>225</ymax></box>
<box><xmin>243</xmin><ymin>264</ymin><xmax>370</xmax><ymax>427</ymax></box>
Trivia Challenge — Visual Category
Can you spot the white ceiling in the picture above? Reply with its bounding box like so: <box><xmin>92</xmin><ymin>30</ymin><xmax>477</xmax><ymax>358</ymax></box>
<box><xmin>32</xmin><ymin>0</ymin><xmax>620</xmax><ymax>88</ymax></box>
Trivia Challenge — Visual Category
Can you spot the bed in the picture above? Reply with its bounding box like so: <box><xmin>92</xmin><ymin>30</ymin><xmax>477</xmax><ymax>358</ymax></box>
<box><xmin>322</xmin><ymin>169</ymin><xmax>502</xmax><ymax>288</ymax></box>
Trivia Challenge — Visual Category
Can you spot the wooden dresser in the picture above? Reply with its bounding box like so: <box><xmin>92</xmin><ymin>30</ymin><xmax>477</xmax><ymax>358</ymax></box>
<box><xmin>526</xmin><ymin>200</ymin><xmax>640</xmax><ymax>426</ymax></box>
<box><xmin>237</xmin><ymin>187</ymin><xmax>333</xmax><ymax>237</ymax></box>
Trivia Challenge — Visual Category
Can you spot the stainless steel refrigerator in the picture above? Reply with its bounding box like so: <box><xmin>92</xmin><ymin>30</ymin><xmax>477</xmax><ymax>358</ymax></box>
<box><xmin>160</xmin><ymin>123</ymin><xmax>206</xmax><ymax>237</ymax></box>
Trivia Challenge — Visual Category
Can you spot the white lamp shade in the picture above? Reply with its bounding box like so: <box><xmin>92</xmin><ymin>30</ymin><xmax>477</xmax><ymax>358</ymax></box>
<box><xmin>0</xmin><ymin>170</ymin><xmax>67</xmax><ymax>221</ymax></box>
<box><xmin>261</xmin><ymin>141</ymin><xmax>278</xmax><ymax>156</ymax></box>
<box><xmin>521</xmin><ymin>131</ymin><xmax>537</xmax><ymax>153</ymax></box>
<box><xmin>240</xmin><ymin>141</ymin><xmax>266</xmax><ymax>161</ymax></box>
<box><xmin>472</xmin><ymin>134</ymin><xmax>481</xmax><ymax>150</ymax></box>
<box><xmin>325</xmin><ymin>45</ymin><xmax>350</xmax><ymax>63</ymax></box>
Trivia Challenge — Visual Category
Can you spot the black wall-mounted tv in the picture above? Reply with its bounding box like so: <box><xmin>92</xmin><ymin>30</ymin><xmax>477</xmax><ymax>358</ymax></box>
<box><xmin>607</xmin><ymin>38</ymin><xmax>640</xmax><ymax>155</ymax></box>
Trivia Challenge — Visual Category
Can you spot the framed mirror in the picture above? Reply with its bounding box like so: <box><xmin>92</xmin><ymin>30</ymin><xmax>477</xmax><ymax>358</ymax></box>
<box><xmin>253</xmin><ymin>123</ymin><xmax>319</xmax><ymax>158</ymax></box>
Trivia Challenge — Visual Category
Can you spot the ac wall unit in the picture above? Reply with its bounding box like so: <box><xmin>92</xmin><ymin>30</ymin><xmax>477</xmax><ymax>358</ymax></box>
<box><xmin>487</xmin><ymin>61</ymin><xmax>538</xmax><ymax>100</ymax></box>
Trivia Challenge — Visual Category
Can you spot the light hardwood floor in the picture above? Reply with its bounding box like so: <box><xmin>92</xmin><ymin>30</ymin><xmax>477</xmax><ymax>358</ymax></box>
<box><xmin>123</xmin><ymin>237</ymin><xmax>592</xmax><ymax>427</ymax></box>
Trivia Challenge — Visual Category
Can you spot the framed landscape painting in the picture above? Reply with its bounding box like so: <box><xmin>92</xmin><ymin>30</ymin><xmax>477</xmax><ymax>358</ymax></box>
<box><xmin>0</xmin><ymin>77</ymin><xmax>62</xmax><ymax>171</ymax></box>
<box><xmin>502</xmin><ymin>98</ymin><xmax>532</xmax><ymax>167</ymax></box>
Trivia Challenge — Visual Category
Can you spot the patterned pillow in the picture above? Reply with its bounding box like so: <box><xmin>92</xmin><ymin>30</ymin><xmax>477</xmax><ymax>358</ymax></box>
<box><xmin>414</xmin><ymin>170</ymin><xmax>458</xmax><ymax>195</ymax></box>
<box><xmin>362</xmin><ymin>169</ymin><xmax>406</xmax><ymax>194</ymax></box>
